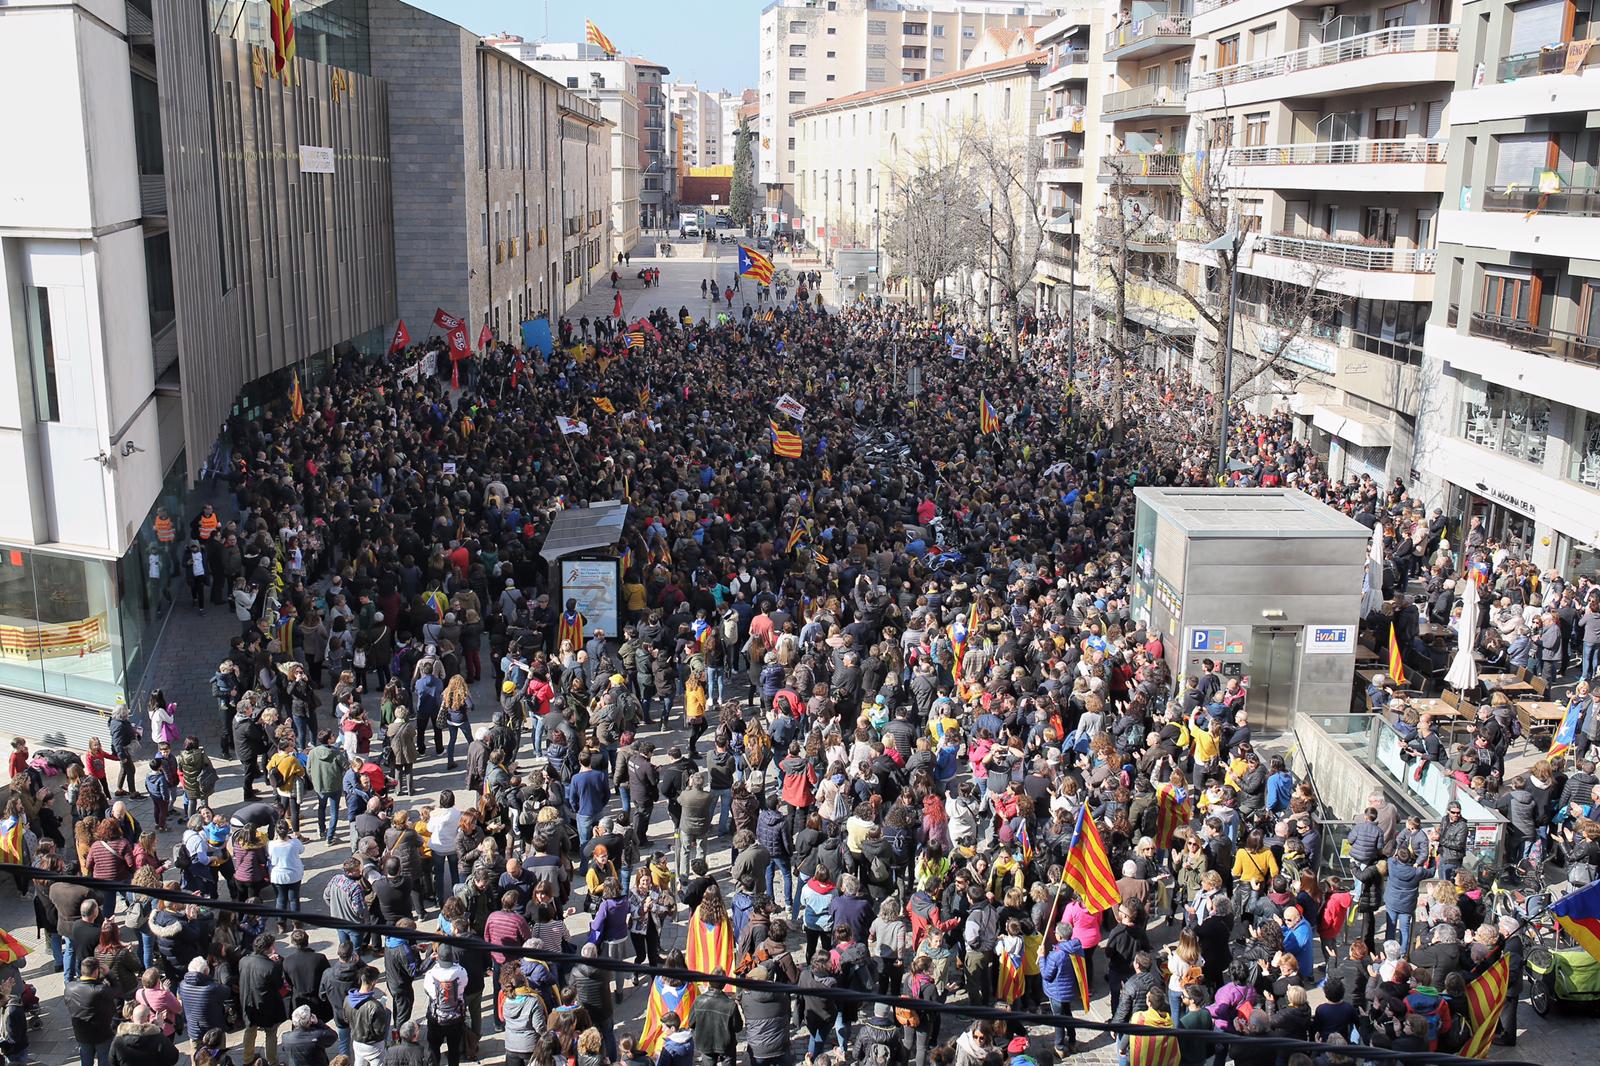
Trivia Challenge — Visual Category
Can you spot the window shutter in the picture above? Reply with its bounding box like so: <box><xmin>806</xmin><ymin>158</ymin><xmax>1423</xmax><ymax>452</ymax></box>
<box><xmin>1425</xmin><ymin>101</ymin><xmax>1444</xmax><ymax>138</ymax></box>
<box><xmin>1508</xmin><ymin>0</ymin><xmax>1567</xmax><ymax>55</ymax></box>
<box><xmin>1494</xmin><ymin>133</ymin><xmax>1550</xmax><ymax>184</ymax></box>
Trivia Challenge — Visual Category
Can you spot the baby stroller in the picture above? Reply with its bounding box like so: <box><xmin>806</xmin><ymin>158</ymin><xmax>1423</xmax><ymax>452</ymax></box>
<box><xmin>1528</xmin><ymin>945</ymin><xmax>1600</xmax><ymax>1016</ymax></box>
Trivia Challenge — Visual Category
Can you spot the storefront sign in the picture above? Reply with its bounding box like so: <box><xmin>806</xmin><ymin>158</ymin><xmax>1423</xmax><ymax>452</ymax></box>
<box><xmin>1305</xmin><ymin>625</ymin><xmax>1355</xmax><ymax>654</ymax></box>
<box><xmin>1473</xmin><ymin>480</ymin><xmax>1536</xmax><ymax>516</ymax></box>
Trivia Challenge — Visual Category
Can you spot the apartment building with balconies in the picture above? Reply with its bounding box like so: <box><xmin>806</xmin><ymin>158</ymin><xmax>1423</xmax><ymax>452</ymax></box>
<box><xmin>760</xmin><ymin>0</ymin><xmax>1064</xmax><ymax>220</ymax></box>
<box><xmin>1036</xmin><ymin>8</ymin><xmax>1108</xmax><ymax>314</ymax></box>
<box><xmin>1415</xmin><ymin>0</ymin><xmax>1600</xmax><ymax>575</ymax></box>
<box><xmin>1172</xmin><ymin>0</ymin><xmax>1460</xmax><ymax>482</ymax></box>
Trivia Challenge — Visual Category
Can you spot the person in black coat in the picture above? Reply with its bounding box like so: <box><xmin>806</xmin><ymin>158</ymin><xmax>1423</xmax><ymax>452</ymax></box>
<box><xmin>282</xmin><ymin>930</ymin><xmax>332</xmax><ymax>1020</ymax></box>
<box><xmin>279</xmin><ymin>1005</ymin><xmax>338</xmax><ymax>1066</ymax></box>
<box><xmin>238</xmin><ymin>932</ymin><xmax>289</xmax><ymax>1062</ymax></box>
<box><xmin>232</xmin><ymin>710</ymin><xmax>269</xmax><ymax>799</ymax></box>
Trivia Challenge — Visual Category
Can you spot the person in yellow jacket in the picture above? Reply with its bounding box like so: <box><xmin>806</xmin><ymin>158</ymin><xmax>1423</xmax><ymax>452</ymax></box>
<box><xmin>267</xmin><ymin>742</ymin><xmax>307</xmax><ymax>831</ymax></box>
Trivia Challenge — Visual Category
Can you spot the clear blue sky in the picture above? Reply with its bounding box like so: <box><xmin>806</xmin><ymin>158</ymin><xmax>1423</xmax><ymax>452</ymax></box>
<box><xmin>406</xmin><ymin>0</ymin><xmax>766</xmax><ymax>91</ymax></box>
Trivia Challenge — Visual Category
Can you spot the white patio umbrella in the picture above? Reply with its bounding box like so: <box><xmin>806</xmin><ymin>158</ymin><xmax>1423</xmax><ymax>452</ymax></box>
<box><xmin>1360</xmin><ymin>522</ymin><xmax>1385</xmax><ymax>617</ymax></box>
<box><xmin>1444</xmin><ymin>575</ymin><xmax>1481</xmax><ymax>692</ymax></box>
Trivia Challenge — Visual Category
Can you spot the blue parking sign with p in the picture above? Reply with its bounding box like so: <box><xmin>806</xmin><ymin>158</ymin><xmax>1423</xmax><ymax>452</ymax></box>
<box><xmin>1190</xmin><ymin>628</ymin><xmax>1223</xmax><ymax>651</ymax></box>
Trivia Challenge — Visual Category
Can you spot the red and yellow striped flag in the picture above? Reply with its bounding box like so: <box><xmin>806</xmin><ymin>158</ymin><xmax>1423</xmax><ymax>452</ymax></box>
<box><xmin>1388</xmin><ymin>624</ymin><xmax>1407</xmax><ymax>687</ymax></box>
<box><xmin>1063</xmin><ymin>804</ymin><xmax>1121</xmax><ymax>914</ymax></box>
<box><xmin>1460</xmin><ymin>953</ymin><xmax>1510</xmax><ymax>1058</ymax></box>
<box><xmin>585</xmin><ymin>18</ymin><xmax>619</xmax><ymax>56</ymax></box>
<box><xmin>269</xmin><ymin>0</ymin><xmax>297</xmax><ymax>83</ymax></box>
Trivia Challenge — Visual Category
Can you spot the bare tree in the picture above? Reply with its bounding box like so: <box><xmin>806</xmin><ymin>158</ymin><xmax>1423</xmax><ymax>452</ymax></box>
<box><xmin>1093</xmin><ymin>133</ymin><xmax>1344</xmax><ymax>464</ymax></box>
<box><xmin>959</xmin><ymin>119</ymin><xmax>1048</xmax><ymax>357</ymax></box>
<box><xmin>882</xmin><ymin>135</ymin><xmax>981</xmax><ymax>318</ymax></box>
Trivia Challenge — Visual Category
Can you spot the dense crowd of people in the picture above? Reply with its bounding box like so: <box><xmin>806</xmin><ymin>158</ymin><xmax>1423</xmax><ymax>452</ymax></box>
<box><xmin>0</xmin><ymin>287</ymin><xmax>1591</xmax><ymax>1066</ymax></box>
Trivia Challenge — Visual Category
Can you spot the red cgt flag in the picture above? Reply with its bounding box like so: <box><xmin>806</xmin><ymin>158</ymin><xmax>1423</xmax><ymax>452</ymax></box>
<box><xmin>447</xmin><ymin>324</ymin><xmax>470</xmax><ymax>388</ymax></box>
<box><xmin>433</xmin><ymin>307</ymin><xmax>463</xmax><ymax>334</ymax></box>
<box><xmin>388</xmin><ymin>319</ymin><xmax>411</xmax><ymax>354</ymax></box>
<box><xmin>478</xmin><ymin>323</ymin><xmax>493</xmax><ymax>351</ymax></box>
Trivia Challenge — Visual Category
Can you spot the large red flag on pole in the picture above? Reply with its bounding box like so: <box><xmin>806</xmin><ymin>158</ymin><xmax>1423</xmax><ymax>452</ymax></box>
<box><xmin>388</xmin><ymin>319</ymin><xmax>410</xmax><ymax>355</ymax></box>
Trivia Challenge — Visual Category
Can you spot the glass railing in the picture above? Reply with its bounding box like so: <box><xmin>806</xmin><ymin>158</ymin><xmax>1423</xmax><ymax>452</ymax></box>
<box><xmin>1482</xmin><ymin>183</ymin><xmax>1600</xmax><ymax>216</ymax></box>
<box><xmin>1256</xmin><ymin>234</ymin><xmax>1437</xmax><ymax>272</ymax></box>
<box><xmin>1228</xmin><ymin>138</ymin><xmax>1445</xmax><ymax>166</ymax></box>
<box><xmin>1102</xmin><ymin>82</ymin><xmax>1186</xmax><ymax>114</ymax></box>
<box><xmin>1192</xmin><ymin>24</ymin><xmax>1458</xmax><ymax>91</ymax></box>
<box><xmin>1498</xmin><ymin>39</ymin><xmax>1588</xmax><ymax>81</ymax></box>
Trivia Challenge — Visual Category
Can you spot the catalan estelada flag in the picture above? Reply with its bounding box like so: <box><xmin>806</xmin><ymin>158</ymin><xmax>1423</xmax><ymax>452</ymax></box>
<box><xmin>1551</xmin><ymin>879</ymin><xmax>1600</xmax><ymax>965</ymax></box>
<box><xmin>268</xmin><ymin>0</ymin><xmax>296</xmax><ymax>83</ymax></box>
<box><xmin>623</xmin><ymin>331</ymin><xmax>646</xmax><ymax>349</ymax></box>
<box><xmin>1549</xmin><ymin>693</ymin><xmax>1584</xmax><ymax>763</ymax></box>
<box><xmin>1460</xmin><ymin>953</ymin><xmax>1511</xmax><ymax>1058</ymax></box>
<box><xmin>685</xmin><ymin>911</ymin><xmax>734</xmax><ymax>982</ymax></box>
<box><xmin>0</xmin><ymin>814</ymin><xmax>26</xmax><ymax>868</ymax></box>
<box><xmin>738</xmin><ymin>244</ymin><xmax>775</xmax><ymax>285</ymax></box>
<box><xmin>769</xmin><ymin>419</ymin><xmax>802</xmax><ymax>459</ymax></box>
<box><xmin>785</xmin><ymin>524</ymin><xmax>806</xmax><ymax>554</ymax></box>
<box><xmin>1063</xmin><ymin>804</ymin><xmax>1120</xmax><ymax>914</ymax></box>
<box><xmin>812</xmin><ymin>546</ymin><xmax>830</xmax><ymax>567</ymax></box>
<box><xmin>1153</xmin><ymin>782</ymin><xmax>1192</xmax><ymax>850</ymax></box>
<box><xmin>978</xmin><ymin>392</ymin><xmax>1001</xmax><ymax>434</ymax></box>
<box><xmin>593</xmin><ymin>396</ymin><xmax>616</xmax><ymax>415</ymax></box>
<box><xmin>585</xmin><ymin>18</ymin><xmax>619</xmax><ymax>56</ymax></box>
<box><xmin>638</xmin><ymin>977</ymin><xmax>697</xmax><ymax>1055</ymax></box>
<box><xmin>620</xmin><ymin>545</ymin><xmax>634</xmax><ymax>575</ymax></box>
<box><xmin>1018</xmin><ymin>823</ymin><xmax>1035</xmax><ymax>865</ymax></box>
<box><xmin>1388</xmin><ymin>624</ymin><xmax>1407</xmax><ymax>687</ymax></box>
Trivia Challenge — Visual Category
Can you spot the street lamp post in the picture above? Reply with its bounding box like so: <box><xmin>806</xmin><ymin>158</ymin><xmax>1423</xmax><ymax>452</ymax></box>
<box><xmin>1067</xmin><ymin>207</ymin><xmax>1077</xmax><ymax>429</ymax></box>
<box><xmin>985</xmin><ymin>200</ymin><xmax>995</xmax><ymax>327</ymax></box>
<box><xmin>1203</xmin><ymin>229</ymin><xmax>1242</xmax><ymax>484</ymax></box>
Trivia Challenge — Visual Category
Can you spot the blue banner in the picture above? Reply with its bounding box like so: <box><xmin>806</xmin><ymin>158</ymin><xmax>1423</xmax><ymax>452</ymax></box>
<box><xmin>521</xmin><ymin>318</ymin><xmax>553</xmax><ymax>356</ymax></box>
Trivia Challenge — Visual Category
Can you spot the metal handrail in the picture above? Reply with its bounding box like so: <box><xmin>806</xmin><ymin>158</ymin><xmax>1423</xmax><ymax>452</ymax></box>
<box><xmin>1256</xmin><ymin>234</ymin><xmax>1437</xmax><ymax>273</ymax></box>
<box><xmin>1229</xmin><ymin>138</ymin><xmax>1446</xmax><ymax>166</ymax></box>
<box><xmin>1099</xmin><ymin>152</ymin><xmax>1184</xmax><ymax>177</ymax></box>
<box><xmin>1192</xmin><ymin>24</ymin><xmax>1459</xmax><ymax>91</ymax></box>
<box><xmin>1042</xmin><ymin>153</ymin><xmax>1085</xmax><ymax>170</ymax></box>
<box><xmin>1482</xmin><ymin>183</ymin><xmax>1600</xmax><ymax>217</ymax></box>
<box><xmin>1102</xmin><ymin>82</ymin><xmax>1185</xmax><ymax>114</ymax></box>
<box><xmin>1193</xmin><ymin>0</ymin><xmax>1237</xmax><ymax>13</ymax></box>
<box><xmin>1106</xmin><ymin>14</ymin><xmax>1193</xmax><ymax>51</ymax></box>
<box><xmin>1046</xmin><ymin>48</ymin><xmax>1091</xmax><ymax>72</ymax></box>
<box><xmin>1469</xmin><ymin>311</ymin><xmax>1600</xmax><ymax>368</ymax></box>
<box><xmin>1498</xmin><ymin>39</ymin><xmax>1589</xmax><ymax>81</ymax></box>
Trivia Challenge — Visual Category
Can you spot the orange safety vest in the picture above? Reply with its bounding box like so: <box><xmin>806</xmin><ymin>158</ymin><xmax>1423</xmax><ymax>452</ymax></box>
<box><xmin>197</xmin><ymin>513</ymin><xmax>219</xmax><ymax>539</ymax></box>
<box><xmin>153</xmin><ymin>516</ymin><xmax>174</xmax><ymax>543</ymax></box>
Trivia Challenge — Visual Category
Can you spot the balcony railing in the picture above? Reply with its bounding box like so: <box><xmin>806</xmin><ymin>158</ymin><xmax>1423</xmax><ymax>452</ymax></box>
<box><xmin>1228</xmin><ymin>138</ymin><xmax>1446</xmax><ymax>167</ymax></box>
<box><xmin>1102</xmin><ymin>82</ymin><xmax>1186</xmax><ymax>114</ymax></box>
<box><xmin>1255</xmin><ymin>234</ymin><xmax>1437</xmax><ymax>273</ymax></box>
<box><xmin>1099</xmin><ymin>152</ymin><xmax>1184</xmax><ymax>178</ymax></box>
<box><xmin>1106</xmin><ymin>15</ymin><xmax>1193</xmax><ymax>52</ymax></box>
<box><xmin>1498</xmin><ymin>39</ymin><xmax>1592</xmax><ymax>81</ymax></box>
<box><xmin>1192</xmin><ymin>24</ymin><xmax>1458</xmax><ymax>91</ymax></box>
<box><xmin>1099</xmin><ymin>215</ymin><xmax>1179</xmax><ymax>247</ymax></box>
<box><xmin>1193</xmin><ymin>0</ymin><xmax>1237</xmax><ymax>13</ymax></box>
<box><xmin>1482</xmin><ymin>183</ymin><xmax>1600</xmax><ymax>217</ymax></box>
<box><xmin>1046</xmin><ymin>48</ymin><xmax>1091</xmax><ymax>72</ymax></box>
<box><xmin>1043</xmin><ymin>152</ymin><xmax>1085</xmax><ymax>170</ymax></box>
<box><xmin>1469</xmin><ymin>312</ymin><xmax>1600</xmax><ymax>368</ymax></box>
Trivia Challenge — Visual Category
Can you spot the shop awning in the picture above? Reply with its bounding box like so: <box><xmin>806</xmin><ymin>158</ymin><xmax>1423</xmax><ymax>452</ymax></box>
<box><xmin>1312</xmin><ymin>403</ymin><xmax>1396</xmax><ymax>450</ymax></box>
<box><xmin>538</xmin><ymin>500</ymin><xmax>630</xmax><ymax>564</ymax></box>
